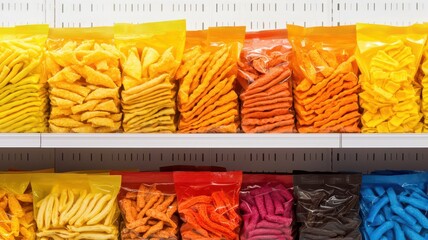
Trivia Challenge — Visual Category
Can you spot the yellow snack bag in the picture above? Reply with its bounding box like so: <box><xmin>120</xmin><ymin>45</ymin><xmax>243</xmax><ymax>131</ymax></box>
<box><xmin>176</xmin><ymin>26</ymin><xmax>245</xmax><ymax>133</ymax></box>
<box><xmin>356</xmin><ymin>23</ymin><xmax>427</xmax><ymax>133</ymax></box>
<box><xmin>31</xmin><ymin>173</ymin><xmax>121</xmax><ymax>240</ymax></box>
<box><xmin>415</xmin><ymin>23</ymin><xmax>428</xmax><ymax>131</ymax></box>
<box><xmin>115</xmin><ymin>20</ymin><xmax>186</xmax><ymax>133</ymax></box>
<box><xmin>0</xmin><ymin>174</ymin><xmax>35</xmax><ymax>239</ymax></box>
<box><xmin>0</xmin><ymin>24</ymin><xmax>49</xmax><ymax>133</ymax></box>
<box><xmin>46</xmin><ymin>27</ymin><xmax>122</xmax><ymax>133</ymax></box>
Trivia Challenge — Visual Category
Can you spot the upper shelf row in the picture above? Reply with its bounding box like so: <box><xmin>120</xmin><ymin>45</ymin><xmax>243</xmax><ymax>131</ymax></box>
<box><xmin>1</xmin><ymin>133</ymin><xmax>427</xmax><ymax>148</ymax></box>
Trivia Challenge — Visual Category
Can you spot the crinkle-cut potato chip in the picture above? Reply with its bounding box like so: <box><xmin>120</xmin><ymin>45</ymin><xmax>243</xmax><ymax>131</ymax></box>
<box><xmin>47</xmin><ymin>38</ymin><xmax>122</xmax><ymax>132</ymax></box>
<box><xmin>289</xmin><ymin>24</ymin><xmax>360</xmax><ymax>133</ymax></box>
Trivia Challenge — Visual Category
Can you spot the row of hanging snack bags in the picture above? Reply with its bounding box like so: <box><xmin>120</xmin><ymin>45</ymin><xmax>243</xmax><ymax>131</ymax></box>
<box><xmin>2</xmin><ymin>20</ymin><xmax>428</xmax><ymax>133</ymax></box>
<box><xmin>1</xmin><ymin>170</ymin><xmax>427</xmax><ymax>240</ymax></box>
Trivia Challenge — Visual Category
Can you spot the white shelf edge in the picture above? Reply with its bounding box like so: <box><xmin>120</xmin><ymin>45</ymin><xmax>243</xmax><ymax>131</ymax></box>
<box><xmin>342</xmin><ymin>134</ymin><xmax>428</xmax><ymax>148</ymax></box>
<box><xmin>40</xmin><ymin>133</ymin><xmax>340</xmax><ymax>148</ymax></box>
<box><xmin>0</xmin><ymin>134</ymin><xmax>41</xmax><ymax>148</ymax></box>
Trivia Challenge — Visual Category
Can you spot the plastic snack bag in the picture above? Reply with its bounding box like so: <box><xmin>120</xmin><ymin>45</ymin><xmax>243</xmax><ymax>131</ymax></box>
<box><xmin>0</xmin><ymin>174</ymin><xmax>35</xmax><ymax>239</ymax></box>
<box><xmin>174</xmin><ymin>171</ymin><xmax>242</xmax><ymax>239</ymax></box>
<box><xmin>176</xmin><ymin>27</ymin><xmax>245</xmax><ymax>133</ymax></box>
<box><xmin>0</xmin><ymin>25</ymin><xmax>49</xmax><ymax>132</ymax></box>
<box><xmin>356</xmin><ymin>23</ymin><xmax>427</xmax><ymax>133</ymax></box>
<box><xmin>240</xmin><ymin>174</ymin><xmax>295</xmax><ymax>240</ymax></box>
<box><xmin>415</xmin><ymin>23</ymin><xmax>428</xmax><ymax>131</ymax></box>
<box><xmin>31</xmin><ymin>173</ymin><xmax>121</xmax><ymax>239</ymax></box>
<box><xmin>46</xmin><ymin>27</ymin><xmax>122</xmax><ymax>133</ymax></box>
<box><xmin>288</xmin><ymin>25</ymin><xmax>361</xmax><ymax>133</ymax></box>
<box><xmin>111</xmin><ymin>171</ymin><xmax>178</xmax><ymax>240</ymax></box>
<box><xmin>294</xmin><ymin>173</ymin><xmax>362</xmax><ymax>239</ymax></box>
<box><xmin>238</xmin><ymin>30</ymin><xmax>295</xmax><ymax>133</ymax></box>
<box><xmin>115</xmin><ymin>20</ymin><xmax>186</xmax><ymax>133</ymax></box>
<box><xmin>360</xmin><ymin>171</ymin><xmax>428</xmax><ymax>240</ymax></box>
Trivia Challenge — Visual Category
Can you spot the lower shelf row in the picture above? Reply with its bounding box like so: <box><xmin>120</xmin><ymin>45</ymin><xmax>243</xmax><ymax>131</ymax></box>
<box><xmin>1</xmin><ymin>170</ymin><xmax>427</xmax><ymax>240</ymax></box>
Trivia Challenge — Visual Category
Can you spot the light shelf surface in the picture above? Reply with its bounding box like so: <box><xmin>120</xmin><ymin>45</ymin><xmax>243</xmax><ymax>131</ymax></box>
<box><xmin>341</xmin><ymin>134</ymin><xmax>428</xmax><ymax>148</ymax></box>
<box><xmin>0</xmin><ymin>134</ymin><xmax>41</xmax><ymax>148</ymax></box>
<box><xmin>40</xmin><ymin>133</ymin><xmax>340</xmax><ymax>148</ymax></box>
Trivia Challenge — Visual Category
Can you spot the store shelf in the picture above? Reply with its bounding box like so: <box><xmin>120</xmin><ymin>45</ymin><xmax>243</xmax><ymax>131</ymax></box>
<box><xmin>341</xmin><ymin>134</ymin><xmax>428</xmax><ymax>148</ymax></box>
<box><xmin>40</xmin><ymin>133</ymin><xmax>340</xmax><ymax>148</ymax></box>
<box><xmin>0</xmin><ymin>134</ymin><xmax>41</xmax><ymax>148</ymax></box>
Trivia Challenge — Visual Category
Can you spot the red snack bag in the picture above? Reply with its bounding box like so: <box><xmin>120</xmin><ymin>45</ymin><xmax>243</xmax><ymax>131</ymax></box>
<box><xmin>240</xmin><ymin>174</ymin><xmax>295</xmax><ymax>240</ymax></box>
<box><xmin>111</xmin><ymin>171</ymin><xmax>178</xmax><ymax>240</ymax></box>
<box><xmin>238</xmin><ymin>30</ymin><xmax>295</xmax><ymax>133</ymax></box>
<box><xmin>174</xmin><ymin>171</ymin><xmax>242</xmax><ymax>240</ymax></box>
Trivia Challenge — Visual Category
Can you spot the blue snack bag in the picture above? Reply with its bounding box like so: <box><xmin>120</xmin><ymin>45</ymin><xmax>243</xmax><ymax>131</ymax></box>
<box><xmin>360</xmin><ymin>171</ymin><xmax>428</xmax><ymax>240</ymax></box>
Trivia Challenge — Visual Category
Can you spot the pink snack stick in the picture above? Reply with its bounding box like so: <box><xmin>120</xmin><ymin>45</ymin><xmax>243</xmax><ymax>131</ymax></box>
<box><xmin>248</xmin><ymin>228</ymin><xmax>283</xmax><ymax>237</ymax></box>
<box><xmin>255</xmin><ymin>194</ymin><xmax>267</xmax><ymax>219</ymax></box>
<box><xmin>265</xmin><ymin>214</ymin><xmax>293</xmax><ymax>226</ymax></box>
<box><xmin>240</xmin><ymin>200</ymin><xmax>252</xmax><ymax>214</ymax></box>
<box><xmin>264</xmin><ymin>193</ymin><xmax>275</xmax><ymax>216</ymax></box>
<box><xmin>248</xmin><ymin>235</ymin><xmax>288</xmax><ymax>240</ymax></box>
<box><xmin>271</xmin><ymin>191</ymin><xmax>285</xmax><ymax>215</ymax></box>
<box><xmin>283</xmin><ymin>199</ymin><xmax>294</xmax><ymax>218</ymax></box>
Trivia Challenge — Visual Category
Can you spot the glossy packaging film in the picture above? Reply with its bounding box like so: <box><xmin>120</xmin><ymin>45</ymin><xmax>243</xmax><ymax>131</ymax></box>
<box><xmin>238</xmin><ymin>30</ymin><xmax>295</xmax><ymax>133</ymax></box>
<box><xmin>294</xmin><ymin>173</ymin><xmax>363</xmax><ymax>240</ymax></box>
<box><xmin>111</xmin><ymin>171</ymin><xmax>179</xmax><ymax>240</ymax></box>
<box><xmin>0</xmin><ymin>25</ymin><xmax>49</xmax><ymax>133</ymax></box>
<box><xmin>176</xmin><ymin>27</ymin><xmax>245</xmax><ymax>133</ymax></box>
<box><xmin>46</xmin><ymin>27</ymin><xmax>122</xmax><ymax>133</ymax></box>
<box><xmin>2</xmin><ymin>22</ymin><xmax>428</xmax><ymax>133</ymax></box>
<box><xmin>240</xmin><ymin>174</ymin><xmax>295</xmax><ymax>240</ymax></box>
<box><xmin>360</xmin><ymin>171</ymin><xmax>428</xmax><ymax>240</ymax></box>
<box><xmin>115</xmin><ymin>20</ymin><xmax>185</xmax><ymax>133</ymax></box>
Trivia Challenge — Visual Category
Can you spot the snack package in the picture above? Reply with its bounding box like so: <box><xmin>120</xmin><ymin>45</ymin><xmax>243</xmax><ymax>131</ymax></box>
<box><xmin>356</xmin><ymin>23</ymin><xmax>427</xmax><ymax>133</ymax></box>
<box><xmin>31</xmin><ymin>173</ymin><xmax>121</xmax><ymax>239</ymax></box>
<box><xmin>415</xmin><ymin>24</ymin><xmax>428</xmax><ymax>131</ymax></box>
<box><xmin>0</xmin><ymin>174</ymin><xmax>35</xmax><ymax>239</ymax></box>
<box><xmin>360</xmin><ymin>171</ymin><xmax>428</xmax><ymax>240</ymax></box>
<box><xmin>114</xmin><ymin>20</ymin><xmax>186</xmax><ymax>133</ymax></box>
<box><xmin>238</xmin><ymin>30</ymin><xmax>295</xmax><ymax>133</ymax></box>
<box><xmin>294</xmin><ymin>173</ymin><xmax>362</xmax><ymax>239</ymax></box>
<box><xmin>111</xmin><ymin>171</ymin><xmax>178</xmax><ymax>240</ymax></box>
<box><xmin>288</xmin><ymin>25</ymin><xmax>361</xmax><ymax>133</ymax></box>
<box><xmin>46</xmin><ymin>27</ymin><xmax>122</xmax><ymax>133</ymax></box>
<box><xmin>240</xmin><ymin>174</ymin><xmax>295</xmax><ymax>240</ymax></box>
<box><xmin>0</xmin><ymin>25</ymin><xmax>49</xmax><ymax>132</ymax></box>
<box><xmin>176</xmin><ymin>27</ymin><xmax>245</xmax><ymax>133</ymax></box>
<box><xmin>174</xmin><ymin>171</ymin><xmax>242</xmax><ymax>240</ymax></box>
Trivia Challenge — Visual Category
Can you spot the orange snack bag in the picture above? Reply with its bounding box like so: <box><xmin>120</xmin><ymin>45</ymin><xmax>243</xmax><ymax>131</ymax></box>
<box><xmin>238</xmin><ymin>30</ymin><xmax>295</xmax><ymax>133</ymax></box>
<box><xmin>176</xmin><ymin>27</ymin><xmax>245</xmax><ymax>133</ymax></box>
<box><xmin>288</xmin><ymin>25</ymin><xmax>361</xmax><ymax>133</ymax></box>
<box><xmin>174</xmin><ymin>171</ymin><xmax>242</xmax><ymax>240</ymax></box>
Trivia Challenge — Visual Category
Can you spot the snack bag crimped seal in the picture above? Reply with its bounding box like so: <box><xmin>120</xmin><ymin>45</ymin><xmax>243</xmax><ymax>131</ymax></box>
<box><xmin>240</xmin><ymin>174</ymin><xmax>296</xmax><ymax>240</ymax></box>
<box><xmin>46</xmin><ymin>27</ymin><xmax>122</xmax><ymax>133</ymax></box>
<box><xmin>174</xmin><ymin>171</ymin><xmax>242</xmax><ymax>240</ymax></box>
<box><xmin>114</xmin><ymin>20</ymin><xmax>185</xmax><ymax>133</ymax></box>
<box><xmin>415</xmin><ymin>23</ymin><xmax>428</xmax><ymax>131</ymax></box>
<box><xmin>356</xmin><ymin>23</ymin><xmax>427</xmax><ymax>133</ymax></box>
<box><xmin>238</xmin><ymin>30</ymin><xmax>295</xmax><ymax>133</ymax></box>
<box><xmin>288</xmin><ymin>25</ymin><xmax>361</xmax><ymax>133</ymax></box>
<box><xmin>0</xmin><ymin>25</ymin><xmax>49</xmax><ymax>132</ymax></box>
<box><xmin>0</xmin><ymin>174</ymin><xmax>35</xmax><ymax>239</ymax></box>
<box><xmin>110</xmin><ymin>171</ymin><xmax>179</xmax><ymax>240</ymax></box>
<box><xmin>31</xmin><ymin>173</ymin><xmax>121</xmax><ymax>240</ymax></box>
<box><xmin>176</xmin><ymin>27</ymin><xmax>245</xmax><ymax>133</ymax></box>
